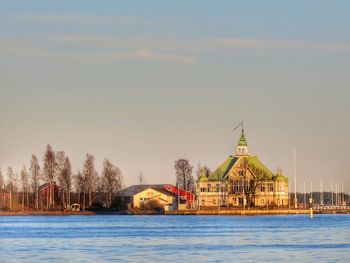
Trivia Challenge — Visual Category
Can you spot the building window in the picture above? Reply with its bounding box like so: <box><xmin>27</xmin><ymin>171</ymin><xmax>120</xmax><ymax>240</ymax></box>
<box><xmin>245</xmin><ymin>180</ymin><xmax>250</xmax><ymax>192</ymax></box>
<box><xmin>201</xmin><ymin>200</ymin><xmax>205</xmax><ymax>206</ymax></box>
<box><xmin>233</xmin><ymin>180</ymin><xmax>251</xmax><ymax>193</ymax></box>
<box><xmin>207</xmin><ymin>184</ymin><xmax>211</xmax><ymax>192</ymax></box>
<box><xmin>261</xmin><ymin>199</ymin><xmax>265</xmax><ymax>205</ymax></box>
<box><xmin>260</xmin><ymin>184</ymin><xmax>265</xmax><ymax>192</ymax></box>
<box><xmin>213</xmin><ymin>199</ymin><xmax>216</xmax><ymax>205</ymax></box>
<box><xmin>268</xmin><ymin>183</ymin><xmax>274</xmax><ymax>192</ymax></box>
<box><xmin>216</xmin><ymin>184</ymin><xmax>220</xmax><ymax>192</ymax></box>
<box><xmin>280</xmin><ymin>184</ymin><xmax>284</xmax><ymax>191</ymax></box>
<box><xmin>200</xmin><ymin>187</ymin><xmax>206</xmax><ymax>192</ymax></box>
<box><xmin>233</xmin><ymin>180</ymin><xmax>241</xmax><ymax>193</ymax></box>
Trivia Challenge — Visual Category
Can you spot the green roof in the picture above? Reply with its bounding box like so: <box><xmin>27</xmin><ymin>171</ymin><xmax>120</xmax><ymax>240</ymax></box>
<box><xmin>243</xmin><ymin>156</ymin><xmax>274</xmax><ymax>180</ymax></box>
<box><xmin>273</xmin><ymin>169</ymin><xmax>288</xmax><ymax>182</ymax></box>
<box><xmin>208</xmin><ymin>156</ymin><xmax>239</xmax><ymax>181</ymax></box>
<box><xmin>274</xmin><ymin>175</ymin><xmax>288</xmax><ymax>182</ymax></box>
<box><xmin>198</xmin><ymin>174</ymin><xmax>209</xmax><ymax>182</ymax></box>
<box><xmin>200</xmin><ymin>154</ymin><xmax>280</xmax><ymax>183</ymax></box>
<box><xmin>238</xmin><ymin>130</ymin><xmax>248</xmax><ymax>147</ymax></box>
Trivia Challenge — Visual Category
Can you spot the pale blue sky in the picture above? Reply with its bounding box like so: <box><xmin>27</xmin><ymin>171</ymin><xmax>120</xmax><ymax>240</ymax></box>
<box><xmin>0</xmin><ymin>1</ymin><xmax>349</xmax><ymax>192</ymax></box>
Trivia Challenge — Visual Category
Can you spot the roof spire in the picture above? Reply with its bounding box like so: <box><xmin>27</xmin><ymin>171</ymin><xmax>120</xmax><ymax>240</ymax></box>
<box><xmin>234</xmin><ymin>122</ymin><xmax>249</xmax><ymax>156</ymax></box>
<box><xmin>238</xmin><ymin>126</ymin><xmax>248</xmax><ymax>147</ymax></box>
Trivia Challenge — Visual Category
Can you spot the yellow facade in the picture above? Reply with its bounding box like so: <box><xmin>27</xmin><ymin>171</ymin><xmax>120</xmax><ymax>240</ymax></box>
<box><xmin>133</xmin><ymin>187</ymin><xmax>175</xmax><ymax>209</ymax></box>
<box><xmin>197</xmin><ymin>160</ymin><xmax>289</xmax><ymax>208</ymax></box>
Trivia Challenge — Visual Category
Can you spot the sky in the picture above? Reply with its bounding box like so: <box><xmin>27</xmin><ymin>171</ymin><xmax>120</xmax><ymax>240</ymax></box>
<box><xmin>0</xmin><ymin>1</ymin><xmax>349</xmax><ymax>193</ymax></box>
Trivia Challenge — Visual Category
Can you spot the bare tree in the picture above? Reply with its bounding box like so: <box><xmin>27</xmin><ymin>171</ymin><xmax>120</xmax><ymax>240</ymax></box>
<box><xmin>83</xmin><ymin>154</ymin><xmax>98</xmax><ymax>208</ymax></box>
<box><xmin>240</xmin><ymin>157</ymin><xmax>269</xmax><ymax>207</ymax></box>
<box><xmin>30</xmin><ymin>155</ymin><xmax>41</xmax><ymax>210</ymax></box>
<box><xmin>101</xmin><ymin>159</ymin><xmax>123</xmax><ymax>208</ymax></box>
<box><xmin>0</xmin><ymin>168</ymin><xmax>4</xmax><ymax>208</ymax></box>
<box><xmin>56</xmin><ymin>151</ymin><xmax>66</xmax><ymax>176</ymax></box>
<box><xmin>43</xmin><ymin>144</ymin><xmax>57</xmax><ymax>210</ymax></box>
<box><xmin>20</xmin><ymin>166</ymin><xmax>30</xmax><ymax>211</ymax></box>
<box><xmin>56</xmin><ymin>151</ymin><xmax>66</xmax><ymax>208</ymax></box>
<box><xmin>74</xmin><ymin>171</ymin><xmax>84</xmax><ymax>207</ymax></box>
<box><xmin>7</xmin><ymin>167</ymin><xmax>16</xmax><ymax>211</ymax></box>
<box><xmin>58</xmin><ymin>155</ymin><xmax>72</xmax><ymax>209</ymax></box>
<box><xmin>195</xmin><ymin>164</ymin><xmax>211</xmax><ymax>180</ymax></box>
<box><xmin>174</xmin><ymin>159</ymin><xmax>194</xmax><ymax>192</ymax></box>
<box><xmin>64</xmin><ymin>157</ymin><xmax>72</xmax><ymax>209</ymax></box>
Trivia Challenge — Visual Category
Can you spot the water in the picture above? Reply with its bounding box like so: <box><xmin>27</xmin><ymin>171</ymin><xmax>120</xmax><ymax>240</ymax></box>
<box><xmin>0</xmin><ymin>214</ymin><xmax>349</xmax><ymax>262</ymax></box>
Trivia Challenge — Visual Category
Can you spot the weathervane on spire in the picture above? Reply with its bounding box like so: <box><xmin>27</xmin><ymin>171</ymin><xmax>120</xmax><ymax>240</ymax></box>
<box><xmin>232</xmin><ymin>121</ymin><xmax>244</xmax><ymax>133</ymax></box>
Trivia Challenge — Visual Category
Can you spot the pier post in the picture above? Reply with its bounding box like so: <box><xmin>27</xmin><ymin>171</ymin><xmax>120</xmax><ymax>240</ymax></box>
<box><xmin>309</xmin><ymin>196</ymin><xmax>314</xmax><ymax>219</ymax></box>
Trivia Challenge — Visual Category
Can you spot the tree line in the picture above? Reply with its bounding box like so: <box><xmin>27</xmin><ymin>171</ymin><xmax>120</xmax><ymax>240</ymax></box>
<box><xmin>0</xmin><ymin>147</ymin><xmax>210</xmax><ymax>211</ymax></box>
<box><xmin>174</xmin><ymin>158</ymin><xmax>211</xmax><ymax>193</ymax></box>
<box><xmin>0</xmin><ymin>144</ymin><xmax>123</xmax><ymax>211</ymax></box>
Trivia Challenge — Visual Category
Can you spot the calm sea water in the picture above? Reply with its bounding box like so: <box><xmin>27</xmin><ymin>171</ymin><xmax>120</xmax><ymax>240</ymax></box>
<box><xmin>0</xmin><ymin>214</ymin><xmax>349</xmax><ymax>262</ymax></box>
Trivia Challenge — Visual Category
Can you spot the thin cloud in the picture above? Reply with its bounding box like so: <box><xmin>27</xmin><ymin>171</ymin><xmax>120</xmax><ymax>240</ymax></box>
<box><xmin>0</xmin><ymin>41</ymin><xmax>196</xmax><ymax>64</ymax></box>
<box><xmin>55</xmin><ymin>34</ymin><xmax>350</xmax><ymax>53</ymax></box>
<box><xmin>118</xmin><ymin>50</ymin><xmax>196</xmax><ymax>64</ymax></box>
<box><xmin>215</xmin><ymin>38</ymin><xmax>350</xmax><ymax>52</ymax></box>
<box><xmin>1</xmin><ymin>35</ymin><xmax>349</xmax><ymax>65</ymax></box>
<box><xmin>53</xmin><ymin>35</ymin><xmax>203</xmax><ymax>52</ymax></box>
<box><xmin>54</xmin><ymin>35</ymin><xmax>127</xmax><ymax>47</ymax></box>
<box><xmin>4</xmin><ymin>13</ymin><xmax>157</xmax><ymax>26</ymax></box>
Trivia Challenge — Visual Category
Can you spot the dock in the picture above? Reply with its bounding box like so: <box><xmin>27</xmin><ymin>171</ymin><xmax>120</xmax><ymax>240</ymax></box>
<box><xmin>165</xmin><ymin>207</ymin><xmax>350</xmax><ymax>216</ymax></box>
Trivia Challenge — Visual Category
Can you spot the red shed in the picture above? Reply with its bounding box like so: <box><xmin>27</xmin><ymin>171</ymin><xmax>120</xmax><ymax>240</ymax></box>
<box><xmin>163</xmin><ymin>184</ymin><xmax>195</xmax><ymax>207</ymax></box>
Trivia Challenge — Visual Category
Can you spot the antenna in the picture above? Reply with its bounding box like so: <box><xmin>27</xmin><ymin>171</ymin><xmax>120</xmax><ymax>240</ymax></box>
<box><xmin>232</xmin><ymin>121</ymin><xmax>244</xmax><ymax>132</ymax></box>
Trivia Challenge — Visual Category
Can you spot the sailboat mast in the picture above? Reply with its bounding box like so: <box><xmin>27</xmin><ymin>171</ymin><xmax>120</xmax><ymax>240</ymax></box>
<box><xmin>294</xmin><ymin>147</ymin><xmax>297</xmax><ymax>209</ymax></box>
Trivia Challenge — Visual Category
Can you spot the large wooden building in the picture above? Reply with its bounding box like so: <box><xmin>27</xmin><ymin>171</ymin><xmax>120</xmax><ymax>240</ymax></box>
<box><xmin>196</xmin><ymin>129</ymin><xmax>289</xmax><ymax>208</ymax></box>
<box><xmin>116</xmin><ymin>184</ymin><xmax>194</xmax><ymax>210</ymax></box>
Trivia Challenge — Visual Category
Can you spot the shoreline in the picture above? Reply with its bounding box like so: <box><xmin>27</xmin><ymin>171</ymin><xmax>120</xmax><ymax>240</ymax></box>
<box><xmin>0</xmin><ymin>210</ymin><xmax>125</xmax><ymax>216</ymax></box>
<box><xmin>0</xmin><ymin>211</ymin><xmax>97</xmax><ymax>216</ymax></box>
<box><xmin>1</xmin><ymin>209</ymin><xmax>349</xmax><ymax>216</ymax></box>
<box><xmin>165</xmin><ymin>208</ymin><xmax>350</xmax><ymax>216</ymax></box>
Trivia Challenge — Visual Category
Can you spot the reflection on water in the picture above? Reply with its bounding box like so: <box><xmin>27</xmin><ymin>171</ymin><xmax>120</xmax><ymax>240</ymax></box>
<box><xmin>0</xmin><ymin>215</ymin><xmax>349</xmax><ymax>262</ymax></box>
